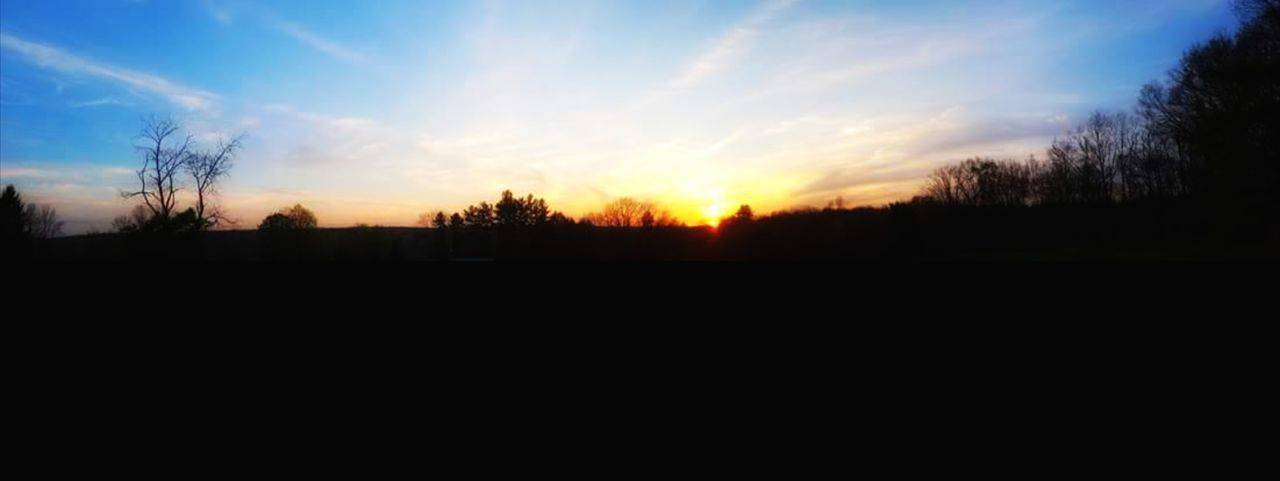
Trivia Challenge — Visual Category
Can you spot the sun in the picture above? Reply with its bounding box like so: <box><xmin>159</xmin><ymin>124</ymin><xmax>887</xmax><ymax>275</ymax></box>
<box><xmin>702</xmin><ymin>200</ymin><xmax>730</xmax><ymax>227</ymax></box>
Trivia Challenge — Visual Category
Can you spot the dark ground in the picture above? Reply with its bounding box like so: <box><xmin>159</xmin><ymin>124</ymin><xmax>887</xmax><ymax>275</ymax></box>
<box><xmin>18</xmin><ymin>202</ymin><xmax>1279</xmax><ymax>261</ymax></box>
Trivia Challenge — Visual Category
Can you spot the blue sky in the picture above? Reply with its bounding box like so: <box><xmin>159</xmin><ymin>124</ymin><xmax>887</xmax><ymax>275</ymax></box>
<box><xmin>0</xmin><ymin>0</ymin><xmax>1240</xmax><ymax>231</ymax></box>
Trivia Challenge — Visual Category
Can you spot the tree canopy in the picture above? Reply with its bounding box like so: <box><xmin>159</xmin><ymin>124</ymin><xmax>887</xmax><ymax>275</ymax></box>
<box><xmin>259</xmin><ymin>204</ymin><xmax>318</xmax><ymax>230</ymax></box>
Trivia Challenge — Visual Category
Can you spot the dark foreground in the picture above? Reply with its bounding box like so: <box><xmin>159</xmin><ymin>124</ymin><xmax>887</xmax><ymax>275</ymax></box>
<box><xmin>14</xmin><ymin>203</ymin><xmax>1279</xmax><ymax>261</ymax></box>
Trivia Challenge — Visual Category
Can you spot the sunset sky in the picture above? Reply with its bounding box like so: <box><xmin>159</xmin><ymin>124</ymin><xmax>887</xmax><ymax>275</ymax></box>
<box><xmin>0</xmin><ymin>0</ymin><xmax>1239</xmax><ymax>232</ymax></box>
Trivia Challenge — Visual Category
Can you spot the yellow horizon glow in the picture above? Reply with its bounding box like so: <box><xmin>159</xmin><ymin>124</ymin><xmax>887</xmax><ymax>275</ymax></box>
<box><xmin>219</xmin><ymin>168</ymin><xmax>852</xmax><ymax>228</ymax></box>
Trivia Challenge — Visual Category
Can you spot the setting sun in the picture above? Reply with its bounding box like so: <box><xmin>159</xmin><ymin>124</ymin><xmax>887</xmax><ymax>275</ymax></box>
<box><xmin>703</xmin><ymin>200</ymin><xmax>730</xmax><ymax>227</ymax></box>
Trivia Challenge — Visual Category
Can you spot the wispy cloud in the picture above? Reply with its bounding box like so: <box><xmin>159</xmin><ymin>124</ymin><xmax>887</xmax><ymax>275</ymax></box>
<box><xmin>276</xmin><ymin>22</ymin><xmax>368</xmax><ymax>64</ymax></box>
<box><xmin>201</xmin><ymin>0</ymin><xmax>237</xmax><ymax>25</ymax></box>
<box><xmin>0</xmin><ymin>162</ymin><xmax>140</xmax><ymax>234</ymax></box>
<box><xmin>199</xmin><ymin>1</ymin><xmax>368</xmax><ymax>64</ymax></box>
<box><xmin>0</xmin><ymin>33</ymin><xmax>218</xmax><ymax>111</ymax></box>
<box><xmin>666</xmin><ymin>0</ymin><xmax>799</xmax><ymax>90</ymax></box>
<box><xmin>69</xmin><ymin>96</ymin><xmax>132</xmax><ymax>108</ymax></box>
<box><xmin>0</xmin><ymin>166</ymin><xmax>53</xmax><ymax>179</ymax></box>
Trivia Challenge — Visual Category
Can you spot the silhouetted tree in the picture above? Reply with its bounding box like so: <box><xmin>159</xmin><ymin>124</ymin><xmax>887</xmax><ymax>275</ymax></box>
<box><xmin>186</xmin><ymin>134</ymin><xmax>243</xmax><ymax>227</ymax></box>
<box><xmin>548</xmin><ymin>212</ymin><xmax>574</xmax><ymax>226</ymax></box>
<box><xmin>0</xmin><ymin>185</ymin><xmax>33</xmax><ymax>259</ymax></box>
<box><xmin>463</xmin><ymin>202</ymin><xmax>495</xmax><ymax>227</ymax></box>
<box><xmin>919</xmin><ymin>105</ymin><xmax>1207</xmax><ymax>207</ymax></box>
<box><xmin>650</xmin><ymin>208</ymin><xmax>680</xmax><ymax>227</ymax></box>
<box><xmin>1234</xmin><ymin>0</ymin><xmax>1280</xmax><ymax>20</ymax></box>
<box><xmin>587</xmin><ymin>198</ymin><xmax>679</xmax><ymax>227</ymax></box>
<box><xmin>494</xmin><ymin>191</ymin><xmax>551</xmax><ymax>227</ymax></box>
<box><xmin>258</xmin><ymin>214</ymin><xmax>293</xmax><ymax>230</ymax></box>
<box><xmin>1042</xmin><ymin>111</ymin><xmax>1153</xmax><ymax>203</ymax></box>
<box><xmin>418</xmin><ymin>210</ymin><xmax>448</xmax><ymax>228</ymax></box>
<box><xmin>496</xmin><ymin>191</ymin><xmax>522</xmax><ymax>226</ymax></box>
<box><xmin>23</xmin><ymin>204</ymin><xmax>64</xmax><ymax>239</ymax></box>
<box><xmin>0</xmin><ymin>185</ymin><xmax>65</xmax><ymax>244</ymax></box>
<box><xmin>1</xmin><ymin>185</ymin><xmax>26</xmax><ymax>241</ymax></box>
<box><xmin>121</xmin><ymin>116</ymin><xmax>246</xmax><ymax>232</ymax></box>
<box><xmin>924</xmin><ymin>158</ymin><xmax>1033</xmax><ymax>207</ymax></box>
<box><xmin>593</xmin><ymin>198</ymin><xmax>648</xmax><ymax>227</ymax></box>
<box><xmin>259</xmin><ymin>204</ymin><xmax>318</xmax><ymax>230</ymax></box>
<box><xmin>168</xmin><ymin>208</ymin><xmax>205</xmax><ymax>232</ymax></box>
<box><xmin>1139</xmin><ymin>2</ymin><xmax>1279</xmax><ymax>205</ymax></box>
<box><xmin>719</xmin><ymin>205</ymin><xmax>756</xmax><ymax>232</ymax></box>
<box><xmin>112</xmin><ymin>205</ymin><xmax>153</xmax><ymax>233</ymax></box>
<box><xmin>521</xmin><ymin>194</ymin><xmax>550</xmax><ymax>226</ymax></box>
<box><xmin>124</xmin><ymin>116</ymin><xmax>192</xmax><ymax>222</ymax></box>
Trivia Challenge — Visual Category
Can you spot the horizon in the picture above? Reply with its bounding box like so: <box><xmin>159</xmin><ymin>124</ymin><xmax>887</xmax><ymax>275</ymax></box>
<box><xmin>0</xmin><ymin>0</ymin><xmax>1243</xmax><ymax>234</ymax></box>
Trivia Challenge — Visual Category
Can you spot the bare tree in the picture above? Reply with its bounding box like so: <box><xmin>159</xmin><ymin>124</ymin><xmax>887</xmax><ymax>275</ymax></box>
<box><xmin>924</xmin><ymin>164</ymin><xmax>962</xmax><ymax>205</ymax></box>
<box><xmin>589</xmin><ymin>198</ymin><xmax>674</xmax><ymax>227</ymax></box>
<box><xmin>123</xmin><ymin>116</ymin><xmax>193</xmax><ymax>220</ymax></box>
<box><xmin>187</xmin><ymin>134</ymin><xmax>243</xmax><ymax>227</ymax></box>
<box><xmin>1068</xmin><ymin>112</ymin><xmax>1117</xmax><ymax>203</ymax></box>
<box><xmin>24</xmin><ymin>204</ymin><xmax>64</xmax><ymax>239</ymax></box>
<box><xmin>112</xmin><ymin>205</ymin><xmax>153</xmax><ymax>233</ymax></box>
<box><xmin>922</xmin><ymin>158</ymin><xmax>1035</xmax><ymax>207</ymax></box>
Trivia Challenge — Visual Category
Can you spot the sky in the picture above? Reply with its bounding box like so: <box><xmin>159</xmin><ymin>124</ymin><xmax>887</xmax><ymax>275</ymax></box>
<box><xmin>0</xmin><ymin>0</ymin><xmax>1241</xmax><ymax>232</ymax></box>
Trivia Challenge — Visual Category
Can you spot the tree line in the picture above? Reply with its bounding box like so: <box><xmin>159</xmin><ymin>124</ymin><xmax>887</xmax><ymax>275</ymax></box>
<box><xmin>1</xmin><ymin>185</ymin><xmax>65</xmax><ymax>242</ymax></box>
<box><xmin>918</xmin><ymin>110</ymin><xmax>1188</xmax><ymax>207</ymax></box>
<box><xmin>917</xmin><ymin>0</ymin><xmax>1279</xmax><ymax>210</ymax></box>
<box><xmin>252</xmin><ymin>193</ymin><xmax>691</xmax><ymax>234</ymax></box>
<box><xmin>408</xmin><ymin>194</ymin><xmax>685</xmax><ymax>232</ymax></box>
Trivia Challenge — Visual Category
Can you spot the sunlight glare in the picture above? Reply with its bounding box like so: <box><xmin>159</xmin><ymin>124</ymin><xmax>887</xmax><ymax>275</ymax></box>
<box><xmin>703</xmin><ymin>200</ymin><xmax>730</xmax><ymax>227</ymax></box>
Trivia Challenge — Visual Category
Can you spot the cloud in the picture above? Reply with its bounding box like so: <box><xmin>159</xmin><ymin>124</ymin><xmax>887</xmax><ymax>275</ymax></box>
<box><xmin>665</xmin><ymin>0</ymin><xmax>799</xmax><ymax>90</ymax></box>
<box><xmin>276</xmin><ymin>22</ymin><xmax>368</xmax><ymax>64</ymax></box>
<box><xmin>0</xmin><ymin>167</ymin><xmax>52</xmax><ymax>179</ymax></box>
<box><xmin>0</xmin><ymin>162</ymin><xmax>141</xmax><ymax>234</ymax></box>
<box><xmin>198</xmin><ymin>1</ymin><xmax>367</xmax><ymax>64</ymax></box>
<box><xmin>69</xmin><ymin>96</ymin><xmax>132</xmax><ymax>108</ymax></box>
<box><xmin>789</xmin><ymin>112</ymin><xmax>1074</xmax><ymax>204</ymax></box>
<box><xmin>202</xmin><ymin>0</ymin><xmax>237</xmax><ymax>25</ymax></box>
<box><xmin>0</xmin><ymin>33</ymin><xmax>219</xmax><ymax>111</ymax></box>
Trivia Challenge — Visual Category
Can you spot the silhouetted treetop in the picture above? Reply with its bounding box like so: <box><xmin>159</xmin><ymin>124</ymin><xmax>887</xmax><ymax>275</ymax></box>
<box><xmin>462</xmin><ymin>202</ymin><xmax>495</xmax><ymax>228</ymax></box>
<box><xmin>24</xmin><ymin>204</ymin><xmax>64</xmax><ymax>240</ymax></box>
<box><xmin>1139</xmin><ymin>2</ymin><xmax>1279</xmax><ymax>205</ymax></box>
<box><xmin>1</xmin><ymin>185</ymin><xmax>26</xmax><ymax>242</ymax></box>
<box><xmin>1234</xmin><ymin>0</ymin><xmax>1280</xmax><ymax>20</ymax></box>
<box><xmin>121</xmin><ymin>116</ymin><xmax>247</xmax><ymax>231</ymax></box>
<box><xmin>586</xmin><ymin>198</ymin><xmax>680</xmax><ymax>228</ymax></box>
<box><xmin>495</xmin><ymin>190</ymin><xmax>551</xmax><ymax>227</ymax></box>
<box><xmin>259</xmin><ymin>204</ymin><xmax>318</xmax><ymax>230</ymax></box>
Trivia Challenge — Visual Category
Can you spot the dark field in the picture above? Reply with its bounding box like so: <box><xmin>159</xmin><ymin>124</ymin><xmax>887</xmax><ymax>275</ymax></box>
<box><xmin>21</xmin><ymin>203</ymin><xmax>1279</xmax><ymax>261</ymax></box>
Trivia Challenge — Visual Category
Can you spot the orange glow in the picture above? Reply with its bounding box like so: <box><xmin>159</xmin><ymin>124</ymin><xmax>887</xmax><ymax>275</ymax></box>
<box><xmin>702</xmin><ymin>200</ymin><xmax>729</xmax><ymax>227</ymax></box>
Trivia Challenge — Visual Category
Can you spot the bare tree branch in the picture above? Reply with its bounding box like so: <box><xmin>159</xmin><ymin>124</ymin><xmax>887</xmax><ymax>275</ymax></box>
<box><xmin>187</xmin><ymin>133</ymin><xmax>244</xmax><ymax>227</ymax></box>
<box><xmin>124</xmin><ymin>115</ymin><xmax>191</xmax><ymax>220</ymax></box>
